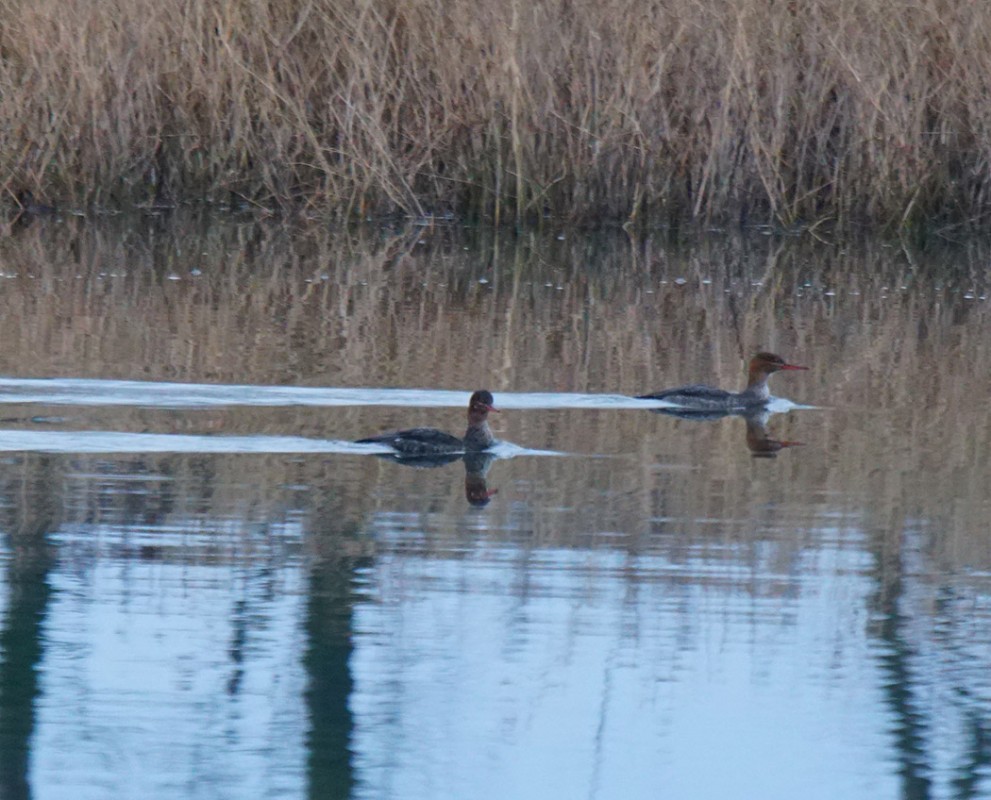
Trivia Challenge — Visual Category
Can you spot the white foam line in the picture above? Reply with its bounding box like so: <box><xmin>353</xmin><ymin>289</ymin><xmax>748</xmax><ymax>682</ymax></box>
<box><xmin>0</xmin><ymin>378</ymin><xmax>817</xmax><ymax>413</ymax></box>
<box><xmin>0</xmin><ymin>431</ymin><xmax>366</xmax><ymax>454</ymax></box>
<box><xmin>0</xmin><ymin>430</ymin><xmax>574</xmax><ymax>456</ymax></box>
<box><xmin>0</xmin><ymin>379</ymin><xmax>674</xmax><ymax>410</ymax></box>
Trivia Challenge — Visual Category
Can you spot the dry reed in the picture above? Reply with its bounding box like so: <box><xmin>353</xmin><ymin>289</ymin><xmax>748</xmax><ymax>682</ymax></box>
<box><xmin>2</xmin><ymin>0</ymin><xmax>991</xmax><ymax>227</ymax></box>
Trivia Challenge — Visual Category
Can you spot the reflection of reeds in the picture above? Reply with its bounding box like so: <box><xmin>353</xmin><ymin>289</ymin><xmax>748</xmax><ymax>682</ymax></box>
<box><xmin>3</xmin><ymin>0</ymin><xmax>991</xmax><ymax>227</ymax></box>
<box><xmin>0</xmin><ymin>217</ymin><xmax>988</xmax><ymax>575</ymax></box>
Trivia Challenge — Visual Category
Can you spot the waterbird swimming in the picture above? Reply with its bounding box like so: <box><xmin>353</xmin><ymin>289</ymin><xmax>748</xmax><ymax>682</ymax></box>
<box><xmin>356</xmin><ymin>389</ymin><xmax>498</xmax><ymax>457</ymax></box>
<box><xmin>637</xmin><ymin>352</ymin><xmax>808</xmax><ymax>412</ymax></box>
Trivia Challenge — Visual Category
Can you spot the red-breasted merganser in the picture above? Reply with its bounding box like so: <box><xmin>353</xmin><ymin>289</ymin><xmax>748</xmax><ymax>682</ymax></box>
<box><xmin>357</xmin><ymin>390</ymin><xmax>498</xmax><ymax>457</ymax></box>
<box><xmin>638</xmin><ymin>352</ymin><xmax>808</xmax><ymax>411</ymax></box>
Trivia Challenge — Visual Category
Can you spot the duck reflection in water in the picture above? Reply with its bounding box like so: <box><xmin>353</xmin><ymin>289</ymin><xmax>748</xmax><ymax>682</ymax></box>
<box><xmin>463</xmin><ymin>452</ymin><xmax>498</xmax><ymax>506</ymax></box>
<box><xmin>356</xmin><ymin>447</ymin><xmax>499</xmax><ymax>506</ymax></box>
<box><xmin>742</xmin><ymin>410</ymin><xmax>804</xmax><ymax>458</ymax></box>
<box><xmin>649</xmin><ymin>405</ymin><xmax>805</xmax><ymax>458</ymax></box>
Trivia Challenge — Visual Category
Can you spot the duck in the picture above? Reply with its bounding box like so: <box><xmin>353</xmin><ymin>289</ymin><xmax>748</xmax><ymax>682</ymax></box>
<box><xmin>356</xmin><ymin>390</ymin><xmax>498</xmax><ymax>457</ymax></box>
<box><xmin>637</xmin><ymin>352</ymin><xmax>808</xmax><ymax>411</ymax></box>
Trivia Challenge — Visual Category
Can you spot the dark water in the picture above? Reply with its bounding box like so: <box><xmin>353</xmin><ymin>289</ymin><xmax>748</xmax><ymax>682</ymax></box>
<box><xmin>0</xmin><ymin>216</ymin><xmax>990</xmax><ymax>799</ymax></box>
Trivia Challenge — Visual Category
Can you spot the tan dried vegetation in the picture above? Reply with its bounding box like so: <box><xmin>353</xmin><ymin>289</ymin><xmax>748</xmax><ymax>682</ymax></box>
<box><xmin>1</xmin><ymin>0</ymin><xmax>990</xmax><ymax>228</ymax></box>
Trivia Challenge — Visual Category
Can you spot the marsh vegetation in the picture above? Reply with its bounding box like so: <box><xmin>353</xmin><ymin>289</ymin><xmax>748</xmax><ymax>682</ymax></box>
<box><xmin>2</xmin><ymin>0</ymin><xmax>990</xmax><ymax>229</ymax></box>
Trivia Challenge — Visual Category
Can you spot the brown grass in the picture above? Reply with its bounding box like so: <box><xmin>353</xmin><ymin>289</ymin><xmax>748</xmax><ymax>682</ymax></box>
<box><xmin>2</xmin><ymin>0</ymin><xmax>991</xmax><ymax>227</ymax></box>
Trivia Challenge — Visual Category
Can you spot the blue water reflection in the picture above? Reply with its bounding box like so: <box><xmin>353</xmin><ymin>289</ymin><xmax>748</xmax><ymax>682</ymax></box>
<box><xmin>351</xmin><ymin>527</ymin><xmax>893</xmax><ymax>800</ymax></box>
<box><xmin>38</xmin><ymin>555</ymin><xmax>310</xmax><ymax>797</ymax></box>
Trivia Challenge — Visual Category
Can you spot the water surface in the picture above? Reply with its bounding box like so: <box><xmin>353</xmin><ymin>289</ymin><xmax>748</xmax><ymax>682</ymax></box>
<box><xmin>0</xmin><ymin>217</ymin><xmax>989</xmax><ymax>799</ymax></box>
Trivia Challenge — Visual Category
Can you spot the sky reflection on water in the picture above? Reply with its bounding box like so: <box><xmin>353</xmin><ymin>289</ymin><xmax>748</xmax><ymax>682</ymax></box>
<box><xmin>351</xmin><ymin>538</ymin><xmax>893</xmax><ymax>800</ymax></box>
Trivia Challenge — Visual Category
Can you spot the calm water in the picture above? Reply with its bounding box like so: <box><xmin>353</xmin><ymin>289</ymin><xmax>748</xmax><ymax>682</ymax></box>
<box><xmin>0</xmin><ymin>216</ymin><xmax>990</xmax><ymax>799</ymax></box>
